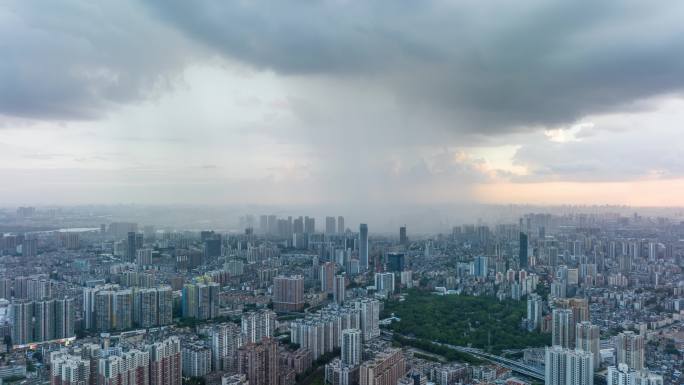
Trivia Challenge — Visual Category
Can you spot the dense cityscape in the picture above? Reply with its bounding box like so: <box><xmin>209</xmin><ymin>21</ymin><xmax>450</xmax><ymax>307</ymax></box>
<box><xmin>0</xmin><ymin>206</ymin><xmax>681</xmax><ymax>385</ymax></box>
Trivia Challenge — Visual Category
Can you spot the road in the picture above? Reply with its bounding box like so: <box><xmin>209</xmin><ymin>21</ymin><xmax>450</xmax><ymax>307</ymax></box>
<box><xmin>383</xmin><ymin>331</ymin><xmax>545</xmax><ymax>381</ymax></box>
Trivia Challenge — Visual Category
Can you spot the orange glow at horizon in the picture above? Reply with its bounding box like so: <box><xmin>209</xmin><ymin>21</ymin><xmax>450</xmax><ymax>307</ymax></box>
<box><xmin>474</xmin><ymin>178</ymin><xmax>684</xmax><ymax>206</ymax></box>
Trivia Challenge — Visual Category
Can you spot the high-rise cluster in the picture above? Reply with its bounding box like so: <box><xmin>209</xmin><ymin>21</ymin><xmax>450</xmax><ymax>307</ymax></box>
<box><xmin>84</xmin><ymin>285</ymin><xmax>173</xmax><ymax>331</ymax></box>
<box><xmin>10</xmin><ymin>297</ymin><xmax>74</xmax><ymax>346</ymax></box>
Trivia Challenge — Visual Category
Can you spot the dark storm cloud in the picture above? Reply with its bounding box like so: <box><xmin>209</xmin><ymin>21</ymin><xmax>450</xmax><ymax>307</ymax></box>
<box><xmin>143</xmin><ymin>0</ymin><xmax>684</xmax><ymax>132</ymax></box>
<box><xmin>3</xmin><ymin>0</ymin><xmax>684</xmax><ymax>134</ymax></box>
<box><xmin>0</xmin><ymin>0</ymin><xmax>198</xmax><ymax>120</ymax></box>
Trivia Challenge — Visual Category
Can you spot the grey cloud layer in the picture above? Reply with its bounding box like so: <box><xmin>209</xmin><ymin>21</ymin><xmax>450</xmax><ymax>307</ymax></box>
<box><xmin>0</xmin><ymin>0</ymin><xmax>198</xmax><ymax>120</ymax></box>
<box><xmin>144</xmin><ymin>0</ymin><xmax>684</xmax><ymax>132</ymax></box>
<box><xmin>3</xmin><ymin>0</ymin><xmax>684</xmax><ymax>132</ymax></box>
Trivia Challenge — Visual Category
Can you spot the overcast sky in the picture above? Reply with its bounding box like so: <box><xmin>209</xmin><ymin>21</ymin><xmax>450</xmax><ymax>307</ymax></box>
<box><xmin>2</xmin><ymin>0</ymin><xmax>684</xmax><ymax>207</ymax></box>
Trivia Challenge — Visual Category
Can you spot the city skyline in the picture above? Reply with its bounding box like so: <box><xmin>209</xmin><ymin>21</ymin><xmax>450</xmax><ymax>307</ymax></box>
<box><xmin>2</xmin><ymin>1</ymin><xmax>684</xmax><ymax>206</ymax></box>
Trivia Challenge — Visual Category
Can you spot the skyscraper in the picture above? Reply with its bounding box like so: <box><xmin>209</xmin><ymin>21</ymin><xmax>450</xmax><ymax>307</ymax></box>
<box><xmin>22</xmin><ymin>237</ymin><xmax>37</xmax><ymax>257</ymax></box>
<box><xmin>304</xmin><ymin>216</ymin><xmax>315</xmax><ymax>234</ymax></box>
<box><xmin>341</xmin><ymin>329</ymin><xmax>362</xmax><ymax>366</ymax></box>
<box><xmin>260</xmin><ymin>215</ymin><xmax>268</xmax><ymax>234</ymax></box>
<box><xmin>555</xmin><ymin>298</ymin><xmax>590</xmax><ymax>324</ymax></box>
<box><xmin>387</xmin><ymin>252</ymin><xmax>405</xmax><ymax>272</ymax></box>
<box><xmin>212</xmin><ymin>322</ymin><xmax>243</xmax><ymax>372</ymax></box>
<box><xmin>148</xmin><ymin>336</ymin><xmax>182</xmax><ymax>385</ymax></box>
<box><xmin>519</xmin><ymin>232</ymin><xmax>528</xmax><ymax>268</ymax></box>
<box><xmin>242</xmin><ymin>309</ymin><xmax>276</xmax><ymax>343</ymax></box>
<box><xmin>566</xmin><ymin>348</ymin><xmax>594</xmax><ymax>385</ymax></box>
<box><xmin>616</xmin><ymin>331</ymin><xmax>644</xmax><ymax>370</ymax></box>
<box><xmin>552</xmin><ymin>308</ymin><xmax>575</xmax><ymax>349</ymax></box>
<box><xmin>54</xmin><ymin>297</ymin><xmax>75</xmax><ymax>339</ymax></box>
<box><xmin>10</xmin><ymin>301</ymin><xmax>32</xmax><ymax>345</ymax></box>
<box><xmin>337</xmin><ymin>216</ymin><xmax>345</xmax><ymax>234</ymax></box>
<box><xmin>607</xmin><ymin>364</ymin><xmax>635</xmax><ymax>385</ymax></box>
<box><xmin>273</xmin><ymin>275</ymin><xmax>304</xmax><ymax>312</ymax></box>
<box><xmin>353</xmin><ymin>298</ymin><xmax>380</xmax><ymax>341</ymax></box>
<box><xmin>545</xmin><ymin>346</ymin><xmax>594</xmax><ymax>385</ymax></box>
<box><xmin>326</xmin><ymin>216</ymin><xmax>336</xmax><ymax>235</ymax></box>
<box><xmin>237</xmin><ymin>338</ymin><xmax>279</xmax><ymax>385</ymax></box>
<box><xmin>320</xmin><ymin>262</ymin><xmax>335</xmax><ymax>294</ymax></box>
<box><xmin>359</xmin><ymin>349</ymin><xmax>406</xmax><ymax>385</ymax></box>
<box><xmin>576</xmin><ymin>321</ymin><xmax>600</xmax><ymax>369</ymax></box>
<box><xmin>359</xmin><ymin>224</ymin><xmax>368</xmax><ymax>271</ymax></box>
<box><xmin>267</xmin><ymin>215</ymin><xmax>277</xmax><ymax>235</ymax></box>
<box><xmin>51</xmin><ymin>352</ymin><xmax>91</xmax><ymax>385</ymax></box>
<box><xmin>113</xmin><ymin>289</ymin><xmax>133</xmax><ymax>330</ymax></box>
<box><xmin>97</xmin><ymin>348</ymin><xmax>151</xmax><ymax>385</ymax></box>
<box><xmin>399</xmin><ymin>226</ymin><xmax>407</xmax><ymax>244</ymax></box>
<box><xmin>474</xmin><ymin>256</ymin><xmax>488</xmax><ymax>278</ymax></box>
<box><xmin>182</xmin><ymin>344</ymin><xmax>212</xmax><ymax>378</ymax></box>
<box><xmin>9</xmin><ymin>298</ymin><xmax>74</xmax><ymax>346</ymax></box>
<box><xmin>95</xmin><ymin>291</ymin><xmax>114</xmax><ymax>331</ymax></box>
<box><xmin>182</xmin><ymin>282</ymin><xmax>220</xmax><ymax>320</ymax></box>
<box><xmin>204</xmin><ymin>237</ymin><xmax>222</xmax><ymax>260</ymax></box>
<box><xmin>127</xmin><ymin>232</ymin><xmax>137</xmax><ymax>263</ymax></box>
<box><xmin>374</xmin><ymin>273</ymin><xmax>395</xmax><ymax>297</ymax></box>
<box><xmin>333</xmin><ymin>275</ymin><xmax>346</xmax><ymax>305</ymax></box>
<box><xmin>526</xmin><ymin>293</ymin><xmax>542</xmax><ymax>331</ymax></box>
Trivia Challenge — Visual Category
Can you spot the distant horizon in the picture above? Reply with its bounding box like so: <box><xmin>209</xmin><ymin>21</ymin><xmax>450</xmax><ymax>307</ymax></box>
<box><xmin>4</xmin><ymin>202</ymin><xmax>684</xmax><ymax>235</ymax></box>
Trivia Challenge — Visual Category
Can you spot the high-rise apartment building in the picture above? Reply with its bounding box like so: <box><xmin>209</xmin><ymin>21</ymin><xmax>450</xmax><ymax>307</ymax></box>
<box><xmin>10</xmin><ymin>298</ymin><xmax>74</xmax><ymax>346</ymax></box>
<box><xmin>22</xmin><ymin>237</ymin><xmax>37</xmax><ymax>257</ymax></box>
<box><xmin>0</xmin><ymin>277</ymin><xmax>11</xmax><ymax>300</ymax></box>
<box><xmin>555</xmin><ymin>298</ymin><xmax>590</xmax><ymax>324</ymax></box>
<box><xmin>182</xmin><ymin>344</ymin><xmax>212</xmax><ymax>378</ymax></box>
<box><xmin>10</xmin><ymin>301</ymin><xmax>32</xmax><ymax>345</ymax></box>
<box><xmin>50</xmin><ymin>352</ymin><xmax>90</xmax><ymax>385</ymax></box>
<box><xmin>237</xmin><ymin>338</ymin><xmax>279</xmax><ymax>385</ymax></box>
<box><xmin>98</xmin><ymin>349</ymin><xmax>151</xmax><ymax>385</ymax></box>
<box><xmin>290</xmin><ymin>305</ymin><xmax>361</xmax><ymax>361</ymax></box>
<box><xmin>148</xmin><ymin>336</ymin><xmax>182</xmax><ymax>385</ymax></box>
<box><xmin>127</xmin><ymin>232</ymin><xmax>137</xmax><ymax>263</ymax></box>
<box><xmin>607</xmin><ymin>363</ymin><xmax>663</xmax><ymax>385</ymax></box>
<box><xmin>242</xmin><ymin>309</ymin><xmax>276</xmax><ymax>344</ymax></box>
<box><xmin>526</xmin><ymin>293</ymin><xmax>543</xmax><ymax>331</ymax></box>
<box><xmin>374</xmin><ymin>273</ymin><xmax>395</xmax><ymax>297</ymax></box>
<box><xmin>545</xmin><ymin>346</ymin><xmax>594</xmax><ymax>385</ymax></box>
<box><xmin>359</xmin><ymin>224</ymin><xmax>369</xmax><ymax>271</ymax></box>
<box><xmin>341</xmin><ymin>329</ymin><xmax>362</xmax><ymax>366</ymax></box>
<box><xmin>326</xmin><ymin>217</ymin><xmax>337</xmax><ymax>235</ymax></box>
<box><xmin>359</xmin><ymin>348</ymin><xmax>406</xmax><ymax>385</ymax></box>
<box><xmin>320</xmin><ymin>262</ymin><xmax>335</xmax><ymax>294</ymax></box>
<box><xmin>273</xmin><ymin>275</ymin><xmax>304</xmax><ymax>312</ymax></box>
<box><xmin>333</xmin><ymin>275</ymin><xmax>346</xmax><ymax>305</ymax></box>
<box><xmin>213</xmin><ymin>322</ymin><xmax>243</xmax><ymax>372</ymax></box>
<box><xmin>576</xmin><ymin>321</ymin><xmax>600</xmax><ymax>369</ymax></box>
<box><xmin>474</xmin><ymin>256</ymin><xmax>488</xmax><ymax>278</ymax></box>
<box><xmin>616</xmin><ymin>331</ymin><xmax>644</xmax><ymax>370</ymax></box>
<box><xmin>353</xmin><ymin>298</ymin><xmax>380</xmax><ymax>341</ymax></box>
<box><xmin>552</xmin><ymin>308</ymin><xmax>575</xmax><ymax>349</ymax></box>
<box><xmin>112</xmin><ymin>290</ymin><xmax>133</xmax><ymax>330</ymax></box>
<box><xmin>182</xmin><ymin>281</ymin><xmax>220</xmax><ymax>320</ymax></box>
<box><xmin>87</xmin><ymin>285</ymin><xmax>172</xmax><ymax>332</ymax></box>
<box><xmin>304</xmin><ymin>217</ymin><xmax>316</xmax><ymax>234</ymax></box>
<box><xmin>519</xmin><ymin>232</ymin><xmax>528</xmax><ymax>268</ymax></box>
